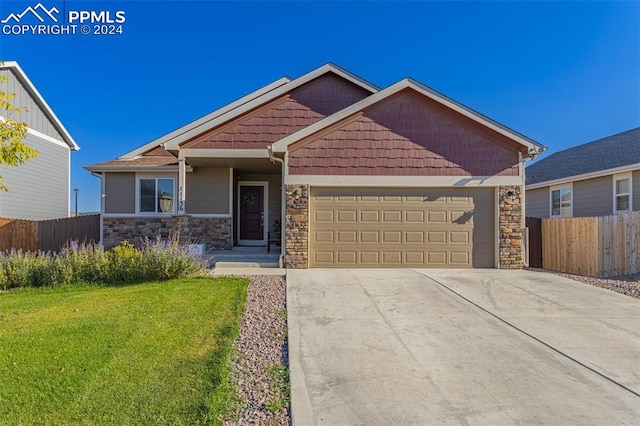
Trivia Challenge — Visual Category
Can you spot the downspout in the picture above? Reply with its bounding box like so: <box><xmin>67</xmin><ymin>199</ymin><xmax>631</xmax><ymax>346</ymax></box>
<box><xmin>90</xmin><ymin>172</ymin><xmax>104</xmax><ymax>246</ymax></box>
<box><xmin>268</xmin><ymin>145</ymin><xmax>285</xmax><ymax>268</ymax></box>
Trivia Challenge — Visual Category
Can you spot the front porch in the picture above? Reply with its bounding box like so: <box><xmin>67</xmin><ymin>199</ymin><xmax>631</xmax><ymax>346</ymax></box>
<box><xmin>206</xmin><ymin>246</ymin><xmax>281</xmax><ymax>269</ymax></box>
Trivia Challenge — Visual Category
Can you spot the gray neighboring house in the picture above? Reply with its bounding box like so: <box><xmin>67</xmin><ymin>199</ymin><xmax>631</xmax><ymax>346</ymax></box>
<box><xmin>526</xmin><ymin>127</ymin><xmax>640</xmax><ymax>218</ymax></box>
<box><xmin>0</xmin><ymin>61</ymin><xmax>79</xmax><ymax>220</ymax></box>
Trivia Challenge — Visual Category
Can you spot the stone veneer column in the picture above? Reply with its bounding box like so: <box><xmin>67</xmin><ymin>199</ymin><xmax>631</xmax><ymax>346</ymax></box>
<box><xmin>499</xmin><ymin>185</ymin><xmax>524</xmax><ymax>269</ymax></box>
<box><xmin>285</xmin><ymin>184</ymin><xmax>309</xmax><ymax>269</ymax></box>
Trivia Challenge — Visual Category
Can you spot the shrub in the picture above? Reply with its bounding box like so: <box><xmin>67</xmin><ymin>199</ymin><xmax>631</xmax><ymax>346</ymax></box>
<box><xmin>0</xmin><ymin>239</ymin><xmax>208</xmax><ymax>290</ymax></box>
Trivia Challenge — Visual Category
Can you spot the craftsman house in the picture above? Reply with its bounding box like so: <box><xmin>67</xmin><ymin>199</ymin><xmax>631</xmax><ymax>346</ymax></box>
<box><xmin>86</xmin><ymin>64</ymin><xmax>545</xmax><ymax>268</ymax></box>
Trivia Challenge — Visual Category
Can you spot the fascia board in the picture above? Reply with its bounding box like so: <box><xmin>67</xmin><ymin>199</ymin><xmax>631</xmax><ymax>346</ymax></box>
<box><xmin>1</xmin><ymin>61</ymin><xmax>79</xmax><ymax>150</ymax></box>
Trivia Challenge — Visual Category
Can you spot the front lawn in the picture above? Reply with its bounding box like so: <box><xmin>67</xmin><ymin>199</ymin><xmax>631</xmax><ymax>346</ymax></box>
<box><xmin>0</xmin><ymin>277</ymin><xmax>248</xmax><ymax>424</ymax></box>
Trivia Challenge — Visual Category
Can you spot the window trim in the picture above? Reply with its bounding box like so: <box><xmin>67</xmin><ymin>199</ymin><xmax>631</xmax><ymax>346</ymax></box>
<box><xmin>135</xmin><ymin>174</ymin><xmax>176</xmax><ymax>215</ymax></box>
<box><xmin>613</xmin><ymin>172</ymin><xmax>632</xmax><ymax>214</ymax></box>
<box><xmin>549</xmin><ymin>183</ymin><xmax>573</xmax><ymax>218</ymax></box>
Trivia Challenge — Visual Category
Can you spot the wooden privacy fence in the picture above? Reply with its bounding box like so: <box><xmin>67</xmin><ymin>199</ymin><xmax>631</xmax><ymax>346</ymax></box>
<box><xmin>539</xmin><ymin>211</ymin><xmax>640</xmax><ymax>277</ymax></box>
<box><xmin>0</xmin><ymin>214</ymin><xmax>100</xmax><ymax>253</ymax></box>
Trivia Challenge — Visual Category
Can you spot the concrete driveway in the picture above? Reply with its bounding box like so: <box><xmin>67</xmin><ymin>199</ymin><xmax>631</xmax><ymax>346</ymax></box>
<box><xmin>287</xmin><ymin>269</ymin><xmax>640</xmax><ymax>425</ymax></box>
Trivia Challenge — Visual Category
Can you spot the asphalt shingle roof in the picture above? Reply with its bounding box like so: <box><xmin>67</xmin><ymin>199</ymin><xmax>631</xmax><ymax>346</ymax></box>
<box><xmin>526</xmin><ymin>127</ymin><xmax>640</xmax><ymax>186</ymax></box>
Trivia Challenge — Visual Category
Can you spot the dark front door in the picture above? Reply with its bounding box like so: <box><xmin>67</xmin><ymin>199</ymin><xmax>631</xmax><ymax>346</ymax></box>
<box><xmin>239</xmin><ymin>185</ymin><xmax>264</xmax><ymax>241</ymax></box>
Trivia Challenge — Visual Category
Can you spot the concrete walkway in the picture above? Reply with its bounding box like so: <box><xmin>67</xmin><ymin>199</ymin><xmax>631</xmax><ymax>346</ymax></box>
<box><xmin>287</xmin><ymin>269</ymin><xmax>640</xmax><ymax>425</ymax></box>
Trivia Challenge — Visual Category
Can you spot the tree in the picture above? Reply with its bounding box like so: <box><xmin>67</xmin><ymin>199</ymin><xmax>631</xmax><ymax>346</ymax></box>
<box><xmin>0</xmin><ymin>63</ymin><xmax>37</xmax><ymax>191</ymax></box>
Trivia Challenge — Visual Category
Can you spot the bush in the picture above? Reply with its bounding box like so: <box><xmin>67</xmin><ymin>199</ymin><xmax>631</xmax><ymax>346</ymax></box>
<box><xmin>0</xmin><ymin>240</ymin><xmax>208</xmax><ymax>290</ymax></box>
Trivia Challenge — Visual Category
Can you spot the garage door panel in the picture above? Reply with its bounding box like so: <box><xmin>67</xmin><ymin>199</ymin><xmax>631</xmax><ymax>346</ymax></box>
<box><xmin>428</xmin><ymin>211</ymin><xmax>448</xmax><ymax>223</ymax></box>
<box><xmin>337</xmin><ymin>210</ymin><xmax>357</xmax><ymax>222</ymax></box>
<box><xmin>314</xmin><ymin>251</ymin><xmax>334</xmax><ymax>264</ymax></box>
<box><xmin>450</xmin><ymin>252</ymin><xmax>470</xmax><ymax>264</ymax></box>
<box><xmin>360</xmin><ymin>252</ymin><xmax>379</xmax><ymax>263</ymax></box>
<box><xmin>337</xmin><ymin>251</ymin><xmax>357</xmax><ymax>263</ymax></box>
<box><xmin>450</xmin><ymin>231</ymin><xmax>469</xmax><ymax>243</ymax></box>
<box><xmin>382</xmin><ymin>210</ymin><xmax>402</xmax><ymax>222</ymax></box>
<box><xmin>382</xmin><ymin>231</ymin><xmax>402</xmax><ymax>243</ymax></box>
<box><xmin>315</xmin><ymin>230</ymin><xmax>334</xmax><ymax>243</ymax></box>
<box><xmin>337</xmin><ymin>231</ymin><xmax>357</xmax><ymax>243</ymax></box>
<box><xmin>315</xmin><ymin>210</ymin><xmax>334</xmax><ymax>222</ymax></box>
<box><xmin>360</xmin><ymin>231</ymin><xmax>379</xmax><ymax>243</ymax></box>
<box><xmin>405</xmin><ymin>231</ymin><xmax>424</xmax><ymax>243</ymax></box>
<box><xmin>310</xmin><ymin>187</ymin><xmax>495</xmax><ymax>268</ymax></box>
<box><xmin>360</xmin><ymin>210</ymin><xmax>379</xmax><ymax>222</ymax></box>
<box><xmin>405</xmin><ymin>211</ymin><xmax>425</xmax><ymax>222</ymax></box>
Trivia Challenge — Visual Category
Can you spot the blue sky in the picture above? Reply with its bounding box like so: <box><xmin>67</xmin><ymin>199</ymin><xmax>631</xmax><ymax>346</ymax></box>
<box><xmin>0</xmin><ymin>0</ymin><xmax>638</xmax><ymax>213</ymax></box>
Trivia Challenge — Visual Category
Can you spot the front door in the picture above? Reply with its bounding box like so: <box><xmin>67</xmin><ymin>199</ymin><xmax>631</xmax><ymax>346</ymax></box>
<box><xmin>239</xmin><ymin>185</ymin><xmax>264</xmax><ymax>243</ymax></box>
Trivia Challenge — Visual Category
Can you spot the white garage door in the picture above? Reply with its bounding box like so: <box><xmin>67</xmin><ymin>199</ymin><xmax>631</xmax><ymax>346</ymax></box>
<box><xmin>310</xmin><ymin>187</ymin><xmax>495</xmax><ymax>268</ymax></box>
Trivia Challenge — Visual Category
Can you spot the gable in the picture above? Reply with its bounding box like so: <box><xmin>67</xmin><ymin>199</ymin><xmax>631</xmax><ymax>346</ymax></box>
<box><xmin>181</xmin><ymin>73</ymin><xmax>371</xmax><ymax>150</ymax></box>
<box><xmin>0</xmin><ymin>68</ymin><xmax>64</xmax><ymax>142</ymax></box>
<box><xmin>142</xmin><ymin>145</ymin><xmax>176</xmax><ymax>157</ymax></box>
<box><xmin>288</xmin><ymin>89</ymin><xmax>521</xmax><ymax>176</ymax></box>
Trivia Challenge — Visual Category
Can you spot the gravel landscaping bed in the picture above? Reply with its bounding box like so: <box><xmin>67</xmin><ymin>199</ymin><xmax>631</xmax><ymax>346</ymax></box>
<box><xmin>529</xmin><ymin>268</ymin><xmax>640</xmax><ymax>299</ymax></box>
<box><xmin>225</xmin><ymin>275</ymin><xmax>290</xmax><ymax>425</ymax></box>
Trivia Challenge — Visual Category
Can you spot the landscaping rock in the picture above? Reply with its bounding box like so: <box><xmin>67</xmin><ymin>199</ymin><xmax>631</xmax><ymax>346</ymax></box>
<box><xmin>530</xmin><ymin>268</ymin><xmax>640</xmax><ymax>299</ymax></box>
<box><xmin>225</xmin><ymin>275</ymin><xmax>290</xmax><ymax>425</ymax></box>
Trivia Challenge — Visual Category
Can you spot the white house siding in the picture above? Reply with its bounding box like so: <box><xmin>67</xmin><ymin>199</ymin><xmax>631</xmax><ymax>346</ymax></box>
<box><xmin>525</xmin><ymin>187</ymin><xmax>549</xmax><ymax>218</ymax></box>
<box><xmin>0</xmin><ymin>69</ymin><xmax>64</xmax><ymax>141</ymax></box>
<box><xmin>0</xmin><ymin>133</ymin><xmax>69</xmax><ymax>220</ymax></box>
<box><xmin>573</xmin><ymin>175</ymin><xmax>613</xmax><ymax>217</ymax></box>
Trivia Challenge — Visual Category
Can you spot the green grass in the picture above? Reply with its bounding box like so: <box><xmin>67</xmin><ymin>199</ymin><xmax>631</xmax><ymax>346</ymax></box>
<box><xmin>265</xmin><ymin>364</ymin><xmax>290</xmax><ymax>414</ymax></box>
<box><xmin>0</xmin><ymin>277</ymin><xmax>249</xmax><ymax>425</ymax></box>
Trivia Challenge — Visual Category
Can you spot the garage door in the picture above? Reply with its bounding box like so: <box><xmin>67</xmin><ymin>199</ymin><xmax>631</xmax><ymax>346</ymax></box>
<box><xmin>310</xmin><ymin>187</ymin><xmax>495</xmax><ymax>268</ymax></box>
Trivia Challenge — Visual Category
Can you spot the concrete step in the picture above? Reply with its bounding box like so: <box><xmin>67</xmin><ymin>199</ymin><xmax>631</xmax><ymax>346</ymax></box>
<box><xmin>214</xmin><ymin>261</ymin><xmax>280</xmax><ymax>268</ymax></box>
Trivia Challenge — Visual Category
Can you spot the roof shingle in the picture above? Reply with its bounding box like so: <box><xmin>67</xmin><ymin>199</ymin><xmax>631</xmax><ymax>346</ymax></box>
<box><xmin>526</xmin><ymin>128</ymin><xmax>640</xmax><ymax>186</ymax></box>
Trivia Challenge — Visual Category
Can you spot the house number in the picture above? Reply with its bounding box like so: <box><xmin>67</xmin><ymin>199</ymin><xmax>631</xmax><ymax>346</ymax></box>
<box><xmin>178</xmin><ymin>185</ymin><xmax>185</xmax><ymax>212</ymax></box>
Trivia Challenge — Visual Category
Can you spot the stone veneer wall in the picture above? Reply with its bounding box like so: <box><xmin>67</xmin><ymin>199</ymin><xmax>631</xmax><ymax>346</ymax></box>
<box><xmin>285</xmin><ymin>184</ymin><xmax>309</xmax><ymax>268</ymax></box>
<box><xmin>102</xmin><ymin>216</ymin><xmax>232</xmax><ymax>250</ymax></box>
<box><xmin>499</xmin><ymin>185</ymin><xmax>523</xmax><ymax>269</ymax></box>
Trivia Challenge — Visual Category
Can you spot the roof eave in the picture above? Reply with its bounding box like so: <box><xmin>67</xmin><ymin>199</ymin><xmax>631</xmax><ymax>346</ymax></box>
<box><xmin>83</xmin><ymin>164</ymin><xmax>190</xmax><ymax>173</ymax></box>
<box><xmin>1</xmin><ymin>61</ymin><xmax>79</xmax><ymax>151</ymax></box>
<box><xmin>526</xmin><ymin>162</ymin><xmax>640</xmax><ymax>189</ymax></box>
<box><xmin>120</xmin><ymin>76</ymin><xmax>292</xmax><ymax>159</ymax></box>
<box><xmin>115</xmin><ymin>63</ymin><xmax>380</xmax><ymax>160</ymax></box>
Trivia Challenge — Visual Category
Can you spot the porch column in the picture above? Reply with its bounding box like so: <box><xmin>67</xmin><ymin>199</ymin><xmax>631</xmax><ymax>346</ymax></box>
<box><xmin>178</xmin><ymin>156</ymin><xmax>186</xmax><ymax>214</ymax></box>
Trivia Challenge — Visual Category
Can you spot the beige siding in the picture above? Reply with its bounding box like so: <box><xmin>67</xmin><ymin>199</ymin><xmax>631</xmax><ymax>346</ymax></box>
<box><xmin>309</xmin><ymin>187</ymin><xmax>495</xmax><ymax>268</ymax></box>
<box><xmin>573</xmin><ymin>176</ymin><xmax>613</xmax><ymax>217</ymax></box>
<box><xmin>633</xmin><ymin>170</ymin><xmax>640</xmax><ymax>211</ymax></box>
<box><xmin>525</xmin><ymin>187</ymin><xmax>549</xmax><ymax>218</ymax></box>
<box><xmin>0</xmin><ymin>69</ymin><xmax>64</xmax><ymax>141</ymax></box>
<box><xmin>105</xmin><ymin>173</ymin><xmax>135</xmax><ymax>213</ymax></box>
<box><xmin>238</xmin><ymin>174</ymin><xmax>282</xmax><ymax>232</ymax></box>
<box><xmin>186</xmin><ymin>168</ymin><xmax>230</xmax><ymax>214</ymax></box>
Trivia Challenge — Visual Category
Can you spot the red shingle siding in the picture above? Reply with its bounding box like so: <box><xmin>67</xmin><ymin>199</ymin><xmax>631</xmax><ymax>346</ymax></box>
<box><xmin>182</xmin><ymin>73</ymin><xmax>370</xmax><ymax>150</ymax></box>
<box><xmin>289</xmin><ymin>74</ymin><xmax>372</xmax><ymax>116</ymax></box>
<box><xmin>289</xmin><ymin>90</ymin><xmax>520</xmax><ymax>176</ymax></box>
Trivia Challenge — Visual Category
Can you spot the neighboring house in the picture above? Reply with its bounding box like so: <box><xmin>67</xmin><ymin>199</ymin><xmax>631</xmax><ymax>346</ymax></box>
<box><xmin>0</xmin><ymin>61</ymin><xmax>79</xmax><ymax>220</ymax></box>
<box><xmin>85</xmin><ymin>64</ymin><xmax>544</xmax><ymax>269</ymax></box>
<box><xmin>526</xmin><ymin>128</ymin><xmax>640</xmax><ymax>218</ymax></box>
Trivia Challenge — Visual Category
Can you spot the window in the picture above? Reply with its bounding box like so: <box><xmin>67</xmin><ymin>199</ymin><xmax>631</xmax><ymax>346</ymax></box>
<box><xmin>551</xmin><ymin>185</ymin><xmax>572</xmax><ymax>217</ymax></box>
<box><xmin>139</xmin><ymin>178</ymin><xmax>174</xmax><ymax>213</ymax></box>
<box><xmin>614</xmin><ymin>173</ymin><xmax>632</xmax><ymax>213</ymax></box>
